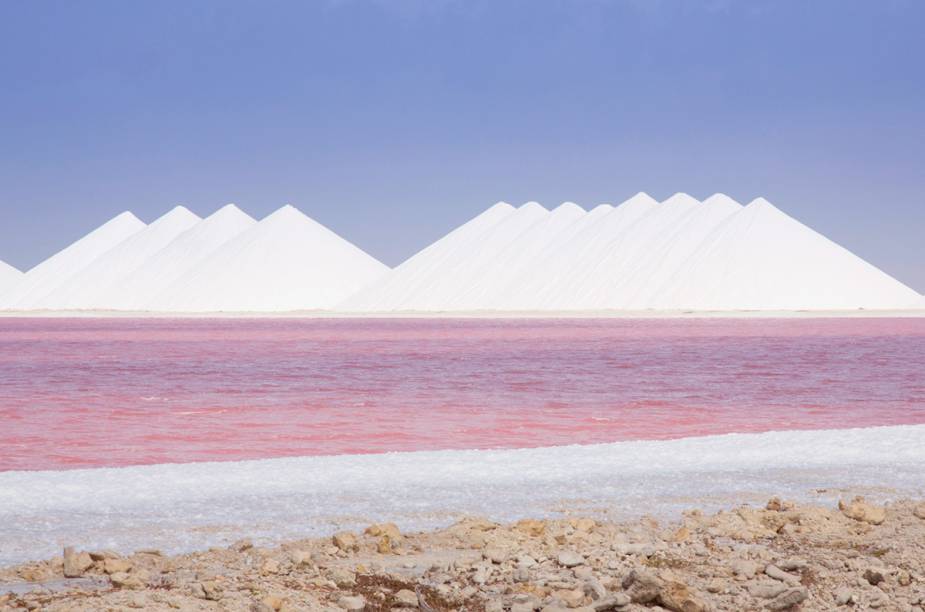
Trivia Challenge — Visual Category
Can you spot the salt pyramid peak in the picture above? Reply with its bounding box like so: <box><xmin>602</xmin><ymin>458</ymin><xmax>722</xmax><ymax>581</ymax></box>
<box><xmin>553</xmin><ymin>202</ymin><xmax>585</xmax><ymax>214</ymax></box>
<box><xmin>703</xmin><ymin>193</ymin><xmax>742</xmax><ymax>208</ymax></box>
<box><xmin>662</xmin><ymin>192</ymin><xmax>699</xmax><ymax>206</ymax></box>
<box><xmin>518</xmin><ymin>201</ymin><xmax>547</xmax><ymax>212</ymax></box>
<box><xmin>0</xmin><ymin>259</ymin><xmax>23</xmax><ymax>297</ymax></box>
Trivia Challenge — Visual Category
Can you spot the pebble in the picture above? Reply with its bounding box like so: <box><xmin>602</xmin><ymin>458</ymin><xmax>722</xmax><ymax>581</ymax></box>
<box><xmin>557</xmin><ymin>551</ymin><xmax>584</xmax><ymax>568</ymax></box>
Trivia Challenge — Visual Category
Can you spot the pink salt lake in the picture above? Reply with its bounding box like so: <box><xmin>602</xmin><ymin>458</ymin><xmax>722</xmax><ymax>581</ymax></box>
<box><xmin>1</xmin><ymin>317</ymin><xmax>923</xmax><ymax>471</ymax></box>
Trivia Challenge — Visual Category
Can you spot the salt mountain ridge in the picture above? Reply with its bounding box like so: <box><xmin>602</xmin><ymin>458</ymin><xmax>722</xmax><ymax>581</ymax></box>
<box><xmin>0</xmin><ymin>195</ymin><xmax>921</xmax><ymax>312</ymax></box>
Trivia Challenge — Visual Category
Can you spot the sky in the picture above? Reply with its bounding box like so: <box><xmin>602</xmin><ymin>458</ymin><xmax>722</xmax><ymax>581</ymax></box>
<box><xmin>1</xmin><ymin>0</ymin><xmax>923</xmax><ymax>292</ymax></box>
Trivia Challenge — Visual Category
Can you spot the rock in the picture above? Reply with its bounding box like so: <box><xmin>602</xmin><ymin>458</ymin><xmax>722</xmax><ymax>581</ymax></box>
<box><xmin>231</xmin><ymin>539</ymin><xmax>254</xmax><ymax>552</ymax></box>
<box><xmin>765</xmin><ymin>564</ymin><xmax>801</xmax><ymax>585</ymax></box>
<box><xmin>834</xmin><ymin>588</ymin><xmax>855</xmax><ymax>605</ymax></box>
<box><xmin>376</xmin><ymin>535</ymin><xmax>395</xmax><ymax>554</ymax></box>
<box><xmin>898</xmin><ymin>570</ymin><xmax>912</xmax><ymax>586</ymax></box>
<box><xmin>63</xmin><ymin>547</ymin><xmax>93</xmax><ymax>578</ymax></box>
<box><xmin>731</xmin><ymin>559</ymin><xmax>759</xmax><ymax>580</ymax></box>
<box><xmin>766</xmin><ymin>587</ymin><xmax>808</xmax><ymax>610</ymax></box>
<box><xmin>658</xmin><ymin>578</ymin><xmax>709</xmax><ymax>612</ymax></box>
<box><xmin>394</xmin><ymin>589</ymin><xmax>418</xmax><ymax>607</ymax></box>
<box><xmin>838</xmin><ymin>496</ymin><xmax>887</xmax><ymax>525</ymax></box>
<box><xmin>483</xmin><ymin>546</ymin><xmax>509</xmax><ymax>564</ymax></box>
<box><xmin>591</xmin><ymin>593</ymin><xmax>630</xmax><ymax>610</ymax></box>
<box><xmin>913</xmin><ymin>502</ymin><xmax>925</xmax><ymax>520</ymax></box>
<box><xmin>103</xmin><ymin>558</ymin><xmax>132</xmax><ymax>574</ymax></box>
<box><xmin>261</xmin><ymin>595</ymin><xmax>285</xmax><ymax>611</ymax></box>
<box><xmin>671</xmin><ymin>526</ymin><xmax>691</xmax><ymax>543</ymax></box>
<box><xmin>337</xmin><ymin>594</ymin><xmax>366</xmax><ymax>611</ymax></box>
<box><xmin>112</xmin><ymin>571</ymin><xmax>149</xmax><ymax>590</ymax></box>
<box><xmin>332</xmin><ymin>531</ymin><xmax>359</xmax><ymax>552</ymax></box>
<box><xmin>365</xmin><ymin>522</ymin><xmax>402</xmax><ymax>540</ymax></box>
<box><xmin>555</xmin><ymin>588</ymin><xmax>587</xmax><ymax>608</ymax></box>
<box><xmin>574</xmin><ymin>518</ymin><xmax>597</xmax><ymax>532</ymax></box>
<box><xmin>558</xmin><ymin>551</ymin><xmax>585</xmax><ymax>567</ymax></box>
<box><xmin>328</xmin><ymin>567</ymin><xmax>357</xmax><ymax>587</ymax></box>
<box><xmin>516</xmin><ymin>518</ymin><xmax>547</xmax><ymax>537</ymax></box>
<box><xmin>776</xmin><ymin>559</ymin><xmax>807</xmax><ymax>572</ymax></box>
<box><xmin>748</xmin><ymin>581</ymin><xmax>788</xmax><ymax>598</ymax></box>
<box><xmin>88</xmin><ymin>550</ymin><xmax>121</xmax><ymax>561</ymax></box>
<box><xmin>260</xmin><ymin>557</ymin><xmax>281</xmax><ymax>574</ymax></box>
<box><xmin>289</xmin><ymin>549</ymin><xmax>312</xmax><ymax>567</ymax></box>
<box><xmin>583</xmin><ymin>578</ymin><xmax>607</xmax><ymax>601</ymax></box>
<box><xmin>864</xmin><ymin>567</ymin><xmax>886</xmax><ymax>586</ymax></box>
<box><xmin>622</xmin><ymin>569</ymin><xmax>662</xmax><ymax>604</ymax></box>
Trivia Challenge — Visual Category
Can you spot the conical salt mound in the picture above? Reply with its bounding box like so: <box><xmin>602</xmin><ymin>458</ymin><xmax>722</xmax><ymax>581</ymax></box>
<box><xmin>339</xmin><ymin>202</ymin><xmax>517</xmax><ymax>311</ymax></box>
<box><xmin>107</xmin><ymin>204</ymin><xmax>257</xmax><ymax>310</ymax></box>
<box><xmin>34</xmin><ymin>206</ymin><xmax>202</xmax><ymax>310</ymax></box>
<box><xmin>150</xmin><ymin>205</ymin><xmax>389</xmax><ymax>312</ymax></box>
<box><xmin>0</xmin><ymin>260</ymin><xmax>23</xmax><ymax>297</ymax></box>
<box><xmin>649</xmin><ymin>198</ymin><xmax>922</xmax><ymax>310</ymax></box>
<box><xmin>0</xmin><ymin>211</ymin><xmax>146</xmax><ymax>310</ymax></box>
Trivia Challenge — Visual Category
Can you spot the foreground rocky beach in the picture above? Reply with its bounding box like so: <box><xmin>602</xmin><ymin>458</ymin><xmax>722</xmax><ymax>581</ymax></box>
<box><xmin>2</xmin><ymin>496</ymin><xmax>924</xmax><ymax>612</ymax></box>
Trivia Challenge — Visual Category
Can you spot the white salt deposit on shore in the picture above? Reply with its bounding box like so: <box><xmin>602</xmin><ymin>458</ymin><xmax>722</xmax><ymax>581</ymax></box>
<box><xmin>106</xmin><ymin>204</ymin><xmax>256</xmax><ymax>310</ymax></box>
<box><xmin>150</xmin><ymin>205</ymin><xmax>389</xmax><ymax>312</ymax></box>
<box><xmin>33</xmin><ymin>207</ymin><xmax>202</xmax><ymax>310</ymax></box>
<box><xmin>1</xmin><ymin>424</ymin><xmax>923</xmax><ymax>566</ymax></box>
<box><xmin>0</xmin><ymin>260</ymin><xmax>22</xmax><ymax>296</ymax></box>
<box><xmin>0</xmin><ymin>212</ymin><xmax>146</xmax><ymax>309</ymax></box>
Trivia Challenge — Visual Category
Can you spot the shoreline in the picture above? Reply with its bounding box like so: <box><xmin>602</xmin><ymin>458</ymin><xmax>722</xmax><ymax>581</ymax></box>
<box><xmin>3</xmin><ymin>496</ymin><xmax>924</xmax><ymax>611</ymax></box>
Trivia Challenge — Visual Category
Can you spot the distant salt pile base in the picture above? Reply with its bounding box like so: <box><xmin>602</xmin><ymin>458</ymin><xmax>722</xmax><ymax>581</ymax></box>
<box><xmin>0</xmin><ymin>195</ymin><xmax>921</xmax><ymax>312</ymax></box>
<box><xmin>343</xmin><ymin>193</ymin><xmax>923</xmax><ymax>312</ymax></box>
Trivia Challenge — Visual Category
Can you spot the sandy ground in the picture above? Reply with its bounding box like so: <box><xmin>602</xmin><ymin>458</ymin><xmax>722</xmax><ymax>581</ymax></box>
<box><xmin>2</xmin><ymin>496</ymin><xmax>924</xmax><ymax>612</ymax></box>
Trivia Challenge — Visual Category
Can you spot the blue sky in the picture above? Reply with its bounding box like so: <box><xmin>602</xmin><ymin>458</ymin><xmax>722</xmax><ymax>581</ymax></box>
<box><xmin>1</xmin><ymin>0</ymin><xmax>923</xmax><ymax>291</ymax></box>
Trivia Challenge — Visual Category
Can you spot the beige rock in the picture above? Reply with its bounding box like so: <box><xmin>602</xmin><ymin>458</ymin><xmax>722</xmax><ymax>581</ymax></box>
<box><xmin>337</xmin><ymin>594</ymin><xmax>366</xmax><ymax>610</ymax></box>
<box><xmin>394</xmin><ymin>589</ymin><xmax>418</xmax><ymax>607</ymax></box>
<box><xmin>838</xmin><ymin>496</ymin><xmax>887</xmax><ymax>525</ymax></box>
<box><xmin>103</xmin><ymin>557</ymin><xmax>133</xmax><ymax>574</ymax></box>
<box><xmin>289</xmin><ymin>549</ymin><xmax>312</xmax><ymax>567</ymax></box>
<box><xmin>766</xmin><ymin>587</ymin><xmax>808</xmax><ymax>610</ymax></box>
<box><xmin>262</xmin><ymin>595</ymin><xmax>285</xmax><ymax>610</ymax></box>
<box><xmin>333</xmin><ymin>531</ymin><xmax>359</xmax><ymax>552</ymax></box>
<box><xmin>914</xmin><ymin>502</ymin><xmax>925</xmax><ymax>520</ymax></box>
<box><xmin>111</xmin><ymin>570</ymin><xmax>148</xmax><ymax>589</ymax></box>
<box><xmin>88</xmin><ymin>550</ymin><xmax>121</xmax><ymax>561</ymax></box>
<box><xmin>62</xmin><ymin>546</ymin><xmax>93</xmax><ymax>577</ymax></box>
<box><xmin>558</xmin><ymin>551</ymin><xmax>585</xmax><ymax>567</ymax></box>
<box><xmin>260</xmin><ymin>557</ymin><xmax>281</xmax><ymax>574</ymax></box>
<box><xmin>365</xmin><ymin>522</ymin><xmax>402</xmax><ymax>540</ymax></box>
<box><xmin>515</xmin><ymin>518</ymin><xmax>547</xmax><ymax>537</ymax></box>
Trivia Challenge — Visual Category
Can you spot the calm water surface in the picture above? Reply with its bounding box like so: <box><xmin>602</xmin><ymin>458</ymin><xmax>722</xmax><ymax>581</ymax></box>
<box><xmin>1</xmin><ymin>317</ymin><xmax>923</xmax><ymax>471</ymax></box>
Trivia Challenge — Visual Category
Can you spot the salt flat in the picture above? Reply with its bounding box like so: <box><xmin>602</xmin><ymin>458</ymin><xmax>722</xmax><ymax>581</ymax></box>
<box><xmin>1</xmin><ymin>425</ymin><xmax>923</xmax><ymax>566</ymax></box>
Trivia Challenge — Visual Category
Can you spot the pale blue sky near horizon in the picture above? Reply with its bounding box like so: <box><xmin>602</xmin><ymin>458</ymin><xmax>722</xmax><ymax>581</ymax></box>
<box><xmin>1</xmin><ymin>0</ymin><xmax>923</xmax><ymax>292</ymax></box>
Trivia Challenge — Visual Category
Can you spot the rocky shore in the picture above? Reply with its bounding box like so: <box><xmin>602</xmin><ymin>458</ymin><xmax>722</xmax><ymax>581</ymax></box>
<box><xmin>2</xmin><ymin>496</ymin><xmax>924</xmax><ymax>611</ymax></box>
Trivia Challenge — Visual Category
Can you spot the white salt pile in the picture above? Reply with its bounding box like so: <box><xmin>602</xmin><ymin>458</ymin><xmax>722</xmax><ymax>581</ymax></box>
<box><xmin>33</xmin><ymin>206</ymin><xmax>202</xmax><ymax>310</ymax></box>
<box><xmin>150</xmin><ymin>205</ymin><xmax>389</xmax><ymax>312</ymax></box>
<box><xmin>0</xmin><ymin>260</ymin><xmax>23</xmax><ymax>297</ymax></box>
<box><xmin>1</xmin><ymin>196</ymin><xmax>920</xmax><ymax>312</ymax></box>
<box><xmin>0</xmin><ymin>211</ymin><xmax>146</xmax><ymax>310</ymax></box>
<box><xmin>107</xmin><ymin>204</ymin><xmax>256</xmax><ymax>311</ymax></box>
<box><xmin>343</xmin><ymin>193</ymin><xmax>922</xmax><ymax>312</ymax></box>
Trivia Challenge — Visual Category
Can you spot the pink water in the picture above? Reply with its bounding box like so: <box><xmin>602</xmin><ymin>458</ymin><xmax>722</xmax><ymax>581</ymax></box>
<box><xmin>1</xmin><ymin>317</ymin><xmax>924</xmax><ymax>472</ymax></box>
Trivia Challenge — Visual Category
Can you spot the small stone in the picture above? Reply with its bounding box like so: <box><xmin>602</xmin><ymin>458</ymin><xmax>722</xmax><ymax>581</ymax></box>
<box><xmin>261</xmin><ymin>595</ymin><xmax>284</xmax><ymax>611</ymax></box>
<box><xmin>328</xmin><ymin>567</ymin><xmax>357</xmax><ymax>588</ymax></box>
<box><xmin>621</xmin><ymin>569</ymin><xmax>662</xmax><ymax>604</ymax></box>
<box><xmin>838</xmin><ymin>496</ymin><xmax>887</xmax><ymax>525</ymax></box>
<box><xmin>558</xmin><ymin>551</ymin><xmax>585</xmax><ymax>567</ymax></box>
<box><xmin>555</xmin><ymin>588</ymin><xmax>586</xmax><ymax>608</ymax></box>
<box><xmin>376</xmin><ymin>535</ymin><xmax>394</xmax><ymax>554</ymax></box>
<box><xmin>574</xmin><ymin>518</ymin><xmax>596</xmax><ymax>532</ymax></box>
<box><xmin>515</xmin><ymin>518</ymin><xmax>547</xmax><ymax>537</ymax></box>
<box><xmin>337</xmin><ymin>594</ymin><xmax>366</xmax><ymax>611</ymax></box>
<box><xmin>365</xmin><ymin>522</ymin><xmax>402</xmax><ymax>540</ymax></box>
<box><xmin>864</xmin><ymin>567</ymin><xmax>886</xmax><ymax>586</ymax></box>
<box><xmin>260</xmin><ymin>557</ymin><xmax>281</xmax><ymax>574</ymax></box>
<box><xmin>834</xmin><ymin>588</ymin><xmax>855</xmax><ymax>605</ymax></box>
<box><xmin>731</xmin><ymin>559</ymin><xmax>759</xmax><ymax>580</ymax></box>
<box><xmin>671</xmin><ymin>526</ymin><xmax>691</xmax><ymax>542</ymax></box>
<box><xmin>103</xmin><ymin>558</ymin><xmax>132</xmax><ymax>574</ymax></box>
<box><xmin>765</xmin><ymin>564</ymin><xmax>801</xmax><ymax>585</ymax></box>
<box><xmin>333</xmin><ymin>531</ymin><xmax>359</xmax><ymax>552</ymax></box>
<box><xmin>112</xmin><ymin>571</ymin><xmax>148</xmax><ymax>590</ymax></box>
<box><xmin>898</xmin><ymin>570</ymin><xmax>912</xmax><ymax>586</ymax></box>
<box><xmin>583</xmin><ymin>578</ymin><xmax>607</xmax><ymax>601</ymax></box>
<box><xmin>748</xmin><ymin>581</ymin><xmax>788</xmax><ymax>599</ymax></box>
<box><xmin>63</xmin><ymin>547</ymin><xmax>93</xmax><ymax>578</ymax></box>
<box><xmin>289</xmin><ymin>549</ymin><xmax>312</xmax><ymax>567</ymax></box>
<box><xmin>394</xmin><ymin>589</ymin><xmax>418</xmax><ymax>607</ymax></box>
<box><xmin>913</xmin><ymin>502</ymin><xmax>925</xmax><ymax>520</ymax></box>
<box><xmin>483</xmin><ymin>546</ymin><xmax>509</xmax><ymax>564</ymax></box>
<box><xmin>592</xmin><ymin>593</ymin><xmax>630</xmax><ymax>610</ymax></box>
<box><xmin>766</xmin><ymin>587</ymin><xmax>808</xmax><ymax>611</ymax></box>
<box><xmin>88</xmin><ymin>550</ymin><xmax>121</xmax><ymax>561</ymax></box>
